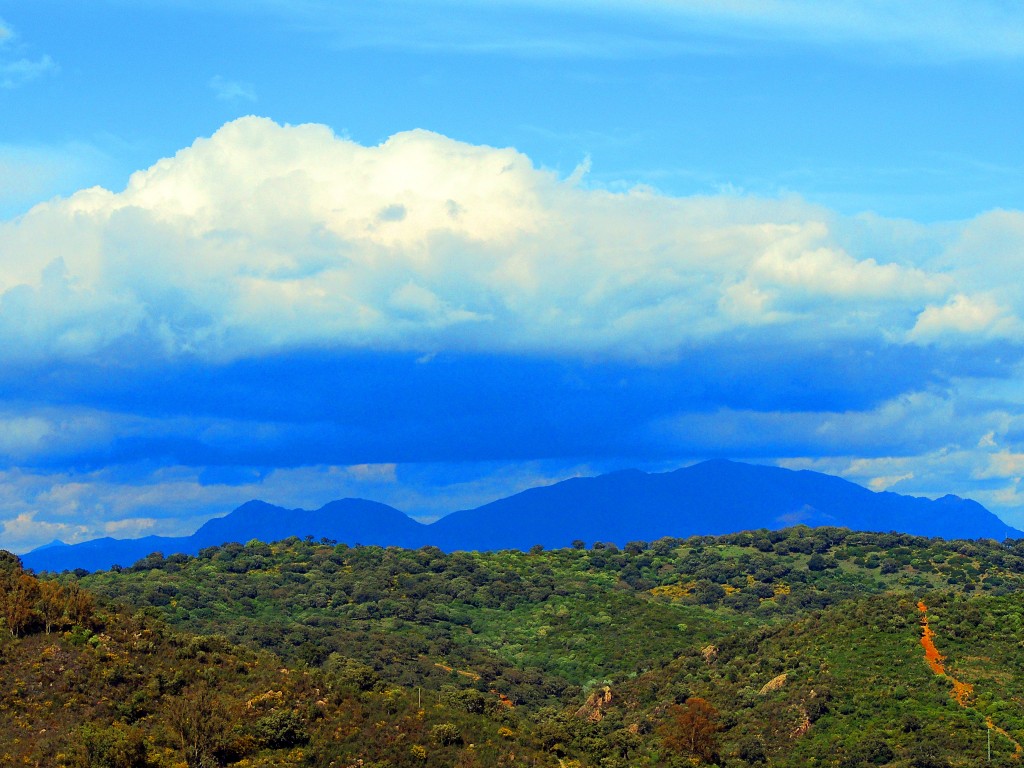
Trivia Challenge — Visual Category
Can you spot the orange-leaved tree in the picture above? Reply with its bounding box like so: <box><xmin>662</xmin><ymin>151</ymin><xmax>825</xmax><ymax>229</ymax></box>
<box><xmin>659</xmin><ymin>696</ymin><xmax>722</xmax><ymax>764</ymax></box>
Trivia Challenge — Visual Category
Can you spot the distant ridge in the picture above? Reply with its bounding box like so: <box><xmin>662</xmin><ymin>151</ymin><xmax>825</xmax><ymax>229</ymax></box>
<box><xmin>20</xmin><ymin>460</ymin><xmax>1023</xmax><ymax>572</ymax></box>
<box><xmin>23</xmin><ymin>499</ymin><xmax>424</xmax><ymax>573</ymax></box>
<box><xmin>428</xmin><ymin>459</ymin><xmax>1020</xmax><ymax>549</ymax></box>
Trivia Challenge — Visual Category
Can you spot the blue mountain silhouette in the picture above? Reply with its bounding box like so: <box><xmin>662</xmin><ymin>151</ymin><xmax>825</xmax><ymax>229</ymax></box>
<box><xmin>21</xmin><ymin>460</ymin><xmax>1022</xmax><ymax>572</ymax></box>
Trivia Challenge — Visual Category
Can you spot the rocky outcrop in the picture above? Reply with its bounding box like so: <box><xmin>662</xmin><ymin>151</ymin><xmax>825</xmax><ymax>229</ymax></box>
<box><xmin>759</xmin><ymin>673</ymin><xmax>787</xmax><ymax>695</ymax></box>
<box><xmin>575</xmin><ymin>686</ymin><xmax>613</xmax><ymax>722</ymax></box>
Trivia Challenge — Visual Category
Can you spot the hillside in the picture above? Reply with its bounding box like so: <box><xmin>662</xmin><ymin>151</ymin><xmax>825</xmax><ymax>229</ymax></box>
<box><xmin>0</xmin><ymin>553</ymin><xmax>560</xmax><ymax>767</ymax></box>
<box><xmin>22</xmin><ymin>459</ymin><xmax>1023</xmax><ymax>573</ymax></box>
<box><xmin>64</xmin><ymin>526</ymin><xmax>1024</xmax><ymax>766</ymax></box>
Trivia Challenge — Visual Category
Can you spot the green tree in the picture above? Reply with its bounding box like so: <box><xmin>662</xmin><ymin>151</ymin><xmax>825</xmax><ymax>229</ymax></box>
<box><xmin>165</xmin><ymin>686</ymin><xmax>229</xmax><ymax>768</ymax></box>
<box><xmin>254</xmin><ymin>709</ymin><xmax>308</xmax><ymax>749</ymax></box>
<box><xmin>431</xmin><ymin>723</ymin><xmax>462</xmax><ymax>746</ymax></box>
<box><xmin>737</xmin><ymin>735</ymin><xmax>767</xmax><ymax>764</ymax></box>
<box><xmin>76</xmin><ymin>723</ymin><xmax>151</xmax><ymax>768</ymax></box>
<box><xmin>37</xmin><ymin>579</ymin><xmax>66</xmax><ymax>634</ymax></box>
<box><xmin>64</xmin><ymin>581</ymin><xmax>96</xmax><ymax>626</ymax></box>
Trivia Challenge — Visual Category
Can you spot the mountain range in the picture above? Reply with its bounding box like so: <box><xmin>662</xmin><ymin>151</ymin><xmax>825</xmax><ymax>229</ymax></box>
<box><xmin>21</xmin><ymin>459</ymin><xmax>1023</xmax><ymax>572</ymax></box>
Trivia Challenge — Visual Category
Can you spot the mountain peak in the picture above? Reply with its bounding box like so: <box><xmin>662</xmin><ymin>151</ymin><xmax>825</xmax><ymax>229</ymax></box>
<box><xmin>18</xmin><ymin>460</ymin><xmax>1022</xmax><ymax>573</ymax></box>
<box><xmin>27</xmin><ymin>539</ymin><xmax>68</xmax><ymax>553</ymax></box>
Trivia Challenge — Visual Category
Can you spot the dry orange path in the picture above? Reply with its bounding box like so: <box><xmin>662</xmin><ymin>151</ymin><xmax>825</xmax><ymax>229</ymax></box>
<box><xmin>917</xmin><ymin>601</ymin><xmax>973</xmax><ymax>706</ymax></box>
<box><xmin>917</xmin><ymin>601</ymin><xmax>1022</xmax><ymax>758</ymax></box>
<box><xmin>917</xmin><ymin>601</ymin><xmax>947</xmax><ymax>676</ymax></box>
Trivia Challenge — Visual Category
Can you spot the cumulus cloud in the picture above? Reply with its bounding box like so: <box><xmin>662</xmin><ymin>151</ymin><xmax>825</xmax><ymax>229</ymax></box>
<box><xmin>1</xmin><ymin>117</ymin><xmax>1024</xmax><ymax>548</ymax></box>
<box><xmin>0</xmin><ymin>116</ymin><xmax>1011</xmax><ymax>365</ymax></box>
<box><xmin>866</xmin><ymin>472</ymin><xmax>914</xmax><ymax>492</ymax></box>
<box><xmin>979</xmin><ymin>450</ymin><xmax>1024</xmax><ymax>480</ymax></box>
<box><xmin>909</xmin><ymin>293</ymin><xmax>1022</xmax><ymax>342</ymax></box>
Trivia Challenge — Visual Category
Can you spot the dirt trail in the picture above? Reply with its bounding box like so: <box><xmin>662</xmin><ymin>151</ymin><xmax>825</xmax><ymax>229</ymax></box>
<box><xmin>988</xmin><ymin>717</ymin><xmax>1024</xmax><ymax>758</ymax></box>
<box><xmin>917</xmin><ymin>601</ymin><xmax>973</xmax><ymax>706</ymax></box>
<box><xmin>917</xmin><ymin>601</ymin><xmax>1022</xmax><ymax>758</ymax></box>
<box><xmin>432</xmin><ymin>661</ymin><xmax>481</xmax><ymax>681</ymax></box>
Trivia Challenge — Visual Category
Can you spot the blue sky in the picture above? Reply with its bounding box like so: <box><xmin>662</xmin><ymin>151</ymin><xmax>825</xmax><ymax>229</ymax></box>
<box><xmin>1</xmin><ymin>1</ymin><xmax>1024</xmax><ymax>552</ymax></box>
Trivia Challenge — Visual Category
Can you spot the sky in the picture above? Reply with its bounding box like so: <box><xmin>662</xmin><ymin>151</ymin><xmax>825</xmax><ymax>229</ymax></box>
<box><xmin>1</xmin><ymin>0</ymin><xmax>1024</xmax><ymax>553</ymax></box>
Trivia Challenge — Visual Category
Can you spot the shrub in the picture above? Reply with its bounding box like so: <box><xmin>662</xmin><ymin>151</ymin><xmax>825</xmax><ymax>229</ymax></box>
<box><xmin>254</xmin><ymin>709</ymin><xmax>308</xmax><ymax>749</ymax></box>
<box><xmin>431</xmin><ymin>723</ymin><xmax>462</xmax><ymax>746</ymax></box>
<box><xmin>77</xmin><ymin>722</ymin><xmax>151</xmax><ymax>768</ymax></box>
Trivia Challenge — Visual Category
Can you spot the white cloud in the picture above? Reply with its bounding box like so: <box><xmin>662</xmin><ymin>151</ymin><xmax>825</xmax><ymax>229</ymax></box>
<box><xmin>0</xmin><ymin>512</ymin><xmax>90</xmax><ymax>554</ymax></box>
<box><xmin>0</xmin><ymin>458</ymin><xmax>598</xmax><ymax>552</ymax></box>
<box><xmin>192</xmin><ymin>1</ymin><xmax>1024</xmax><ymax>62</ymax></box>
<box><xmin>1</xmin><ymin>54</ymin><xmax>57</xmax><ymax>88</ymax></box>
<box><xmin>979</xmin><ymin>450</ymin><xmax>1024</xmax><ymax>480</ymax></box>
<box><xmin>941</xmin><ymin>210</ymin><xmax>1024</xmax><ymax>293</ymax></box>
<box><xmin>3</xmin><ymin>116</ymin><xmax>1013</xmax><ymax>364</ymax></box>
<box><xmin>0</xmin><ymin>408</ymin><xmax>120</xmax><ymax>463</ymax></box>
<box><xmin>343</xmin><ymin>463</ymin><xmax>398</xmax><ymax>483</ymax></box>
<box><xmin>0</xmin><ymin>463</ymin><xmax>261</xmax><ymax>552</ymax></box>
<box><xmin>557</xmin><ymin>0</ymin><xmax>1024</xmax><ymax>60</ymax></box>
<box><xmin>866</xmin><ymin>472</ymin><xmax>914</xmax><ymax>492</ymax></box>
<box><xmin>748</xmin><ymin>234</ymin><xmax>946</xmax><ymax>300</ymax></box>
<box><xmin>104</xmin><ymin>517</ymin><xmax>158</xmax><ymax>536</ymax></box>
<box><xmin>909</xmin><ymin>294</ymin><xmax>1022</xmax><ymax>342</ymax></box>
<box><xmin>0</xmin><ymin>141</ymin><xmax>118</xmax><ymax>220</ymax></box>
<box><xmin>209</xmin><ymin>75</ymin><xmax>257</xmax><ymax>103</ymax></box>
<box><xmin>783</xmin><ymin>455</ymin><xmax>920</xmax><ymax>493</ymax></box>
<box><xmin>0</xmin><ymin>21</ymin><xmax>58</xmax><ymax>87</ymax></box>
<box><xmin>658</xmin><ymin>391</ymin><xmax>974</xmax><ymax>458</ymax></box>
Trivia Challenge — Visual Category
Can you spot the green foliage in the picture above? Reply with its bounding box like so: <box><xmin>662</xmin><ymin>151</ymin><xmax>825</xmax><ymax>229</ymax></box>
<box><xmin>253</xmin><ymin>709</ymin><xmax>307</xmax><ymax>748</ymax></box>
<box><xmin>76</xmin><ymin>722</ymin><xmax>151</xmax><ymax>768</ymax></box>
<box><xmin>6</xmin><ymin>525</ymin><xmax>1024</xmax><ymax>767</ymax></box>
<box><xmin>165</xmin><ymin>685</ymin><xmax>230</xmax><ymax>768</ymax></box>
<box><xmin>430</xmin><ymin>722</ymin><xmax>462</xmax><ymax>746</ymax></box>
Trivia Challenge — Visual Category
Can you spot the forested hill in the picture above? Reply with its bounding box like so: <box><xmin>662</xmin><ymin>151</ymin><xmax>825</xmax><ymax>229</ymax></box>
<box><xmin>22</xmin><ymin>459</ymin><xmax>1023</xmax><ymax>573</ymax></box>
<box><xmin>39</xmin><ymin>525</ymin><xmax>1024</xmax><ymax>766</ymax></box>
<box><xmin>0</xmin><ymin>551</ymin><xmax>558</xmax><ymax>767</ymax></box>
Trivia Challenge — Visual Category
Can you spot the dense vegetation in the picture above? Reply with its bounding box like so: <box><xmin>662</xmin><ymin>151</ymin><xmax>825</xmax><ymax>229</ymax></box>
<box><xmin>5</xmin><ymin>526</ymin><xmax>1024</xmax><ymax>765</ymax></box>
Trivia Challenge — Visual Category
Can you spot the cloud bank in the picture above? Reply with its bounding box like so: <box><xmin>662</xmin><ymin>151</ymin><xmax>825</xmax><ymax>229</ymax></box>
<box><xmin>2</xmin><ymin>116</ymin><xmax>1024</xmax><ymax>551</ymax></box>
<box><xmin>2</xmin><ymin>116</ymin><xmax>1017</xmax><ymax>364</ymax></box>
